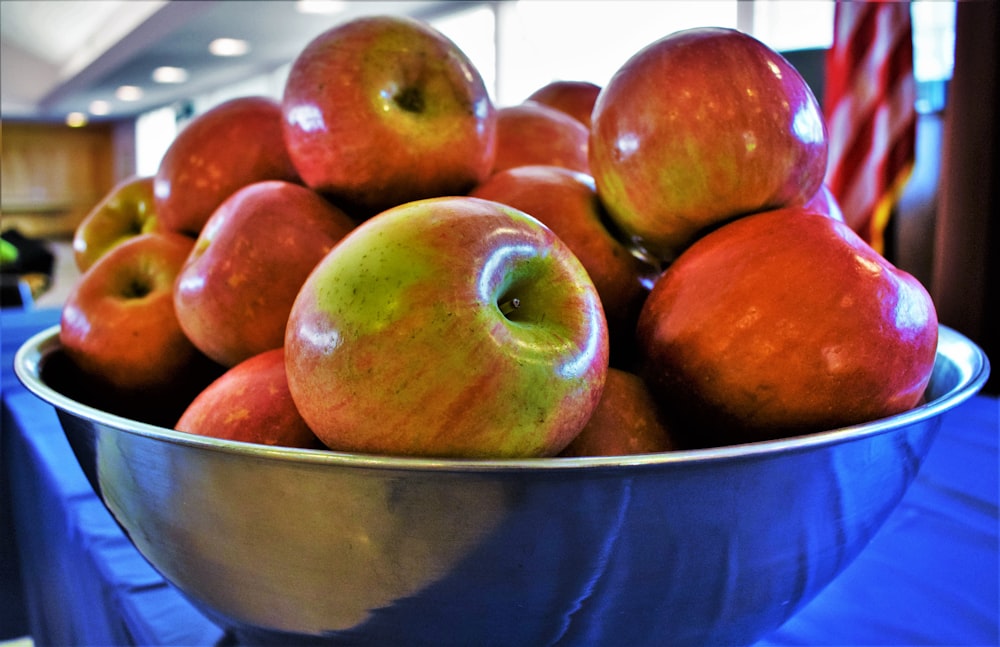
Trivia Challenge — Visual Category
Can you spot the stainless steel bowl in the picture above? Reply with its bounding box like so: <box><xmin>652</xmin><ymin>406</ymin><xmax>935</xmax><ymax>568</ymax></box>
<box><xmin>14</xmin><ymin>324</ymin><xmax>990</xmax><ymax>646</ymax></box>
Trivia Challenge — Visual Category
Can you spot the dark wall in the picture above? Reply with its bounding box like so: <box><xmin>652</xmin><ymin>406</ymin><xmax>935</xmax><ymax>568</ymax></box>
<box><xmin>932</xmin><ymin>0</ymin><xmax>999</xmax><ymax>394</ymax></box>
<box><xmin>781</xmin><ymin>48</ymin><xmax>826</xmax><ymax>106</ymax></box>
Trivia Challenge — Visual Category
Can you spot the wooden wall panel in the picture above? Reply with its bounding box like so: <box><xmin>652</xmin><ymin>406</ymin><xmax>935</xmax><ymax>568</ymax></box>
<box><xmin>1</xmin><ymin>122</ymin><xmax>115</xmax><ymax>238</ymax></box>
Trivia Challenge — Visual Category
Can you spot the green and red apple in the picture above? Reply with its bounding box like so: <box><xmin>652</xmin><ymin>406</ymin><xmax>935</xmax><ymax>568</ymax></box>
<box><xmin>636</xmin><ymin>206</ymin><xmax>938</xmax><ymax>446</ymax></box>
<box><xmin>526</xmin><ymin>80</ymin><xmax>601</xmax><ymax>128</ymax></box>
<box><xmin>154</xmin><ymin>96</ymin><xmax>300</xmax><ymax>237</ymax></box>
<box><xmin>560</xmin><ymin>367</ymin><xmax>677</xmax><ymax>457</ymax></box>
<box><xmin>470</xmin><ymin>164</ymin><xmax>658</xmax><ymax>367</ymax></box>
<box><xmin>73</xmin><ymin>175</ymin><xmax>160</xmax><ymax>272</ymax></box>
<box><xmin>174</xmin><ymin>180</ymin><xmax>357</xmax><ymax>368</ymax></box>
<box><xmin>176</xmin><ymin>348</ymin><xmax>323</xmax><ymax>449</ymax></box>
<box><xmin>281</xmin><ymin>15</ymin><xmax>497</xmax><ymax>216</ymax></box>
<box><xmin>590</xmin><ymin>27</ymin><xmax>828</xmax><ymax>261</ymax></box>
<box><xmin>284</xmin><ymin>196</ymin><xmax>609</xmax><ymax>458</ymax></box>
<box><xmin>492</xmin><ymin>102</ymin><xmax>591</xmax><ymax>175</ymax></box>
<box><xmin>60</xmin><ymin>232</ymin><xmax>203</xmax><ymax>393</ymax></box>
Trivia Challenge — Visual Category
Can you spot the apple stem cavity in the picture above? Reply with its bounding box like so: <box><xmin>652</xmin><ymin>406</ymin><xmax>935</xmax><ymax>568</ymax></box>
<box><xmin>123</xmin><ymin>277</ymin><xmax>153</xmax><ymax>300</ymax></box>
<box><xmin>395</xmin><ymin>86</ymin><xmax>425</xmax><ymax>114</ymax></box>
<box><xmin>498</xmin><ymin>297</ymin><xmax>521</xmax><ymax>318</ymax></box>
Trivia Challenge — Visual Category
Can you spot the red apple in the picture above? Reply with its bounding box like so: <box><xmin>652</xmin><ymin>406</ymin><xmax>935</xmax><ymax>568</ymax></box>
<box><xmin>493</xmin><ymin>102</ymin><xmax>590</xmax><ymax>175</ymax></box>
<box><xmin>174</xmin><ymin>180</ymin><xmax>357</xmax><ymax>368</ymax></box>
<box><xmin>560</xmin><ymin>367</ymin><xmax>677</xmax><ymax>457</ymax></box>
<box><xmin>154</xmin><ymin>96</ymin><xmax>300</xmax><ymax>237</ymax></box>
<box><xmin>60</xmin><ymin>232</ymin><xmax>202</xmax><ymax>393</ymax></box>
<box><xmin>73</xmin><ymin>175</ymin><xmax>160</xmax><ymax>272</ymax></box>
<box><xmin>469</xmin><ymin>164</ymin><xmax>658</xmax><ymax>366</ymax></box>
<box><xmin>176</xmin><ymin>348</ymin><xmax>323</xmax><ymax>449</ymax></box>
<box><xmin>526</xmin><ymin>80</ymin><xmax>601</xmax><ymax>128</ymax></box>
<box><xmin>281</xmin><ymin>15</ymin><xmax>497</xmax><ymax>216</ymax></box>
<box><xmin>635</xmin><ymin>206</ymin><xmax>938</xmax><ymax>446</ymax></box>
<box><xmin>285</xmin><ymin>196</ymin><xmax>609</xmax><ymax>458</ymax></box>
<box><xmin>804</xmin><ymin>184</ymin><xmax>846</xmax><ymax>223</ymax></box>
<box><xmin>590</xmin><ymin>27</ymin><xmax>828</xmax><ymax>262</ymax></box>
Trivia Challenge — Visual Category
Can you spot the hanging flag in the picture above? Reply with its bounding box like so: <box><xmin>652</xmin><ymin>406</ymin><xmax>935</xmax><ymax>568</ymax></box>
<box><xmin>824</xmin><ymin>1</ymin><xmax>917</xmax><ymax>255</ymax></box>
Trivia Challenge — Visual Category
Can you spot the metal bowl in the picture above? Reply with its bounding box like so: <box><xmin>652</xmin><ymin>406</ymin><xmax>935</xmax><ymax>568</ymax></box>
<box><xmin>14</xmin><ymin>324</ymin><xmax>990</xmax><ymax>646</ymax></box>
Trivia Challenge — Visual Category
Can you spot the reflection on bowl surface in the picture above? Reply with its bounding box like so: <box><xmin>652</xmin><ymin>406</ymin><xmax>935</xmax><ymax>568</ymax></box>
<box><xmin>14</xmin><ymin>325</ymin><xmax>989</xmax><ymax>646</ymax></box>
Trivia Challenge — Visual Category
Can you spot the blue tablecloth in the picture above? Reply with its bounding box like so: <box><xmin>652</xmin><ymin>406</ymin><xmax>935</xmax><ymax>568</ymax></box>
<box><xmin>1</xmin><ymin>308</ymin><xmax>226</xmax><ymax>646</ymax></box>
<box><xmin>2</xmin><ymin>307</ymin><xmax>997</xmax><ymax>646</ymax></box>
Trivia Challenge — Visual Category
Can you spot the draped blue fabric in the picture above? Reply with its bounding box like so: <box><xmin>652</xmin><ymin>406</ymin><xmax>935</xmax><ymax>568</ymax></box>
<box><xmin>2</xmin><ymin>308</ymin><xmax>226</xmax><ymax>646</ymax></box>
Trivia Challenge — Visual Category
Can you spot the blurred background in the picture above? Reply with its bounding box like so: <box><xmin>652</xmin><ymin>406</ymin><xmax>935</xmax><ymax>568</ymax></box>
<box><xmin>0</xmin><ymin>0</ymin><xmax>995</xmax><ymax>391</ymax></box>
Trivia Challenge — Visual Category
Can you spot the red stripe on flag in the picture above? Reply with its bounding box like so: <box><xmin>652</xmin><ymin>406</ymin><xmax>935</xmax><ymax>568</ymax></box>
<box><xmin>843</xmin><ymin>5</ymin><xmax>879</xmax><ymax>83</ymax></box>
<box><xmin>824</xmin><ymin>1</ymin><xmax>916</xmax><ymax>255</ymax></box>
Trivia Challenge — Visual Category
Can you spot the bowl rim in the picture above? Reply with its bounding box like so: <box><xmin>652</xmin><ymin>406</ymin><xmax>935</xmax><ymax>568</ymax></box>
<box><xmin>13</xmin><ymin>324</ymin><xmax>990</xmax><ymax>473</ymax></box>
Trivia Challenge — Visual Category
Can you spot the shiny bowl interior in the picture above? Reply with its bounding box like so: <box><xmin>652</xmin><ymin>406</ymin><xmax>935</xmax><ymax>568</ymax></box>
<box><xmin>14</xmin><ymin>324</ymin><xmax>990</xmax><ymax>646</ymax></box>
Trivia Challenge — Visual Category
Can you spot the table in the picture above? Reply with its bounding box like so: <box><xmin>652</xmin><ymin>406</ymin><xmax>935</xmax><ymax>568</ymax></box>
<box><xmin>2</xmin><ymin>306</ymin><xmax>997</xmax><ymax>646</ymax></box>
<box><xmin>1</xmin><ymin>308</ymin><xmax>225</xmax><ymax>646</ymax></box>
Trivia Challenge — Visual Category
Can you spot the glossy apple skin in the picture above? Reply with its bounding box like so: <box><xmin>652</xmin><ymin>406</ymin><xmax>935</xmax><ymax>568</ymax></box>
<box><xmin>493</xmin><ymin>103</ymin><xmax>590</xmax><ymax>175</ymax></box>
<box><xmin>470</xmin><ymin>164</ymin><xmax>657</xmax><ymax>366</ymax></box>
<box><xmin>73</xmin><ymin>175</ymin><xmax>160</xmax><ymax>272</ymax></box>
<box><xmin>60</xmin><ymin>232</ymin><xmax>202</xmax><ymax>392</ymax></box>
<box><xmin>154</xmin><ymin>96</ymin><xmax>300</xmax><ymax>237</ymax></box>
<box><xmin>174</xmin><ymin>180</ymin><xmax>356</xmax><ymax>368</ymax></box>
<box><xmin>282</xmin><ymin>15</ymin><xmax>497</xmax><ymax>216</ymax></box>
<box><xmin>590</xmin><ymin>27</ymin><xmax>828</xmax><ymax>262</ymax></box>
<box><xmin>636</xmin><ymin>206</ymin><xmax>938</xmax><ymax>446</ymax></box>
<box><xmin>560</xmin><ymin>367</ymin><xmax>676</xmax><ymax>457</ymax></box>
<box><xmin>176</xmin><ymin>348</ymin><xmax>323</xmax><ymax>449</ymax></box>
<box><xmin>526</xmin><ymin>80</ymin><xmax>602</xmax><ymax>128</ymax></box>
<box><xmin>285</xmin><ymin>196</ymin><xmax>609</xmax><ymax>458</ymax></box>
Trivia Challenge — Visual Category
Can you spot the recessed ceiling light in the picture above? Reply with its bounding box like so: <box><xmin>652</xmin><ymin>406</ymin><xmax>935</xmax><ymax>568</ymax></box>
<box><xmin>66</xmin><ymin>112</ymin><xmax>88</xmax><ymax>127</ymax></box>
<box><xmin>209</xmin><ymin>38</ymin><xmax>250</xmax><ymax>57</ymax></box>
<box><xmin>89</xmin><ymin>100</ymin><xmax>111</xmax><ymax>115</ymax></box>
<box><xmin>115</xmin><ymin>85</ymin><xmax>144</xmax><ymax>101</ymax></box>
<box><xmin>152</xmin><ymin>66</ymin><xmax>189</xmax><ymax>84</ymax></box>
<box><xmin>295</xmin><ymin>0</ymin><xmax>347</xmax><ymax>14</ymax></box>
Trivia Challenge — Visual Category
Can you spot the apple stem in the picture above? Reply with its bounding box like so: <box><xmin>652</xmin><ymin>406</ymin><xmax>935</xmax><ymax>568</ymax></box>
<box><xmin>499</xmin><ymin>297</ymin><xmax>521</xmax><ymax>317</ymax></box>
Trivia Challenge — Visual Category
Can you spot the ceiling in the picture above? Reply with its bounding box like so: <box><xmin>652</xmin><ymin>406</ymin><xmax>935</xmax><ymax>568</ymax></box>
<box><xmin>0</xmin><ymin>0</ymin><xmax>473</xmax><ymax>124</ymax></box>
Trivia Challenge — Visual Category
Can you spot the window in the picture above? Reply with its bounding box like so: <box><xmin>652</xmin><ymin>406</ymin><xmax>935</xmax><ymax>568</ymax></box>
<box><xmin>491</xmin><ymin>1</ymin><xmax>740</xmax><ymax>105</ymax></box>
<box><xmin>135</xmin><ymin>106</ymin><xmax>176</xmax><ymax>177</ymax></box>
<box><xmin>432</xmin><ymin>5</ymin><xmax>497</xmax><ymax>99</ymax></box>
<box><xmin>912</xmin><ymin>0</ymin><xmax>955</xmax><ymax>113</ymax></box>
<box><xmin>750</xmin><ymin>0</ymin><xmax>834</xmax><ymax>52</ymax></box>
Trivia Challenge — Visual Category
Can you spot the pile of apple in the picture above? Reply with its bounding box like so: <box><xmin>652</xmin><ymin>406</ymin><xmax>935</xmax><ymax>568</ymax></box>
<box><xmin>60</xmin><ymin>16</ymin><xmax>938</xmax><ymax>458</ymax></box>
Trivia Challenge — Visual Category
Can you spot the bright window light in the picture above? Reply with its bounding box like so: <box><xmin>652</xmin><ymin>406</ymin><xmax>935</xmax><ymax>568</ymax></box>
<box><xmin>751</xmin><ymin>1</ymin><xmax>835</xmax><ymax>51</ymax></box>
<box><xmin>495</xmin><ymin>1</ymin><xmax>740</xmax><ymax>105</ymax></box>
<box><xmin>431</xmin><ymin>6</ymin><xmax>497</xmax><ymax>102</ymax></box>
<box><xmin>295</xmin><ymin>0</ymin><xmax>346</xmax><ymax>14</ymax></box>
<box><xmin>912</xmin><ymin>0</ymin><xmax>955</xmax><ymax>82</ymax></box>
<box><xmin>136</xmin><ymin>106</ymin><xmax>178</xmax><ymax>176</ymax></box>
